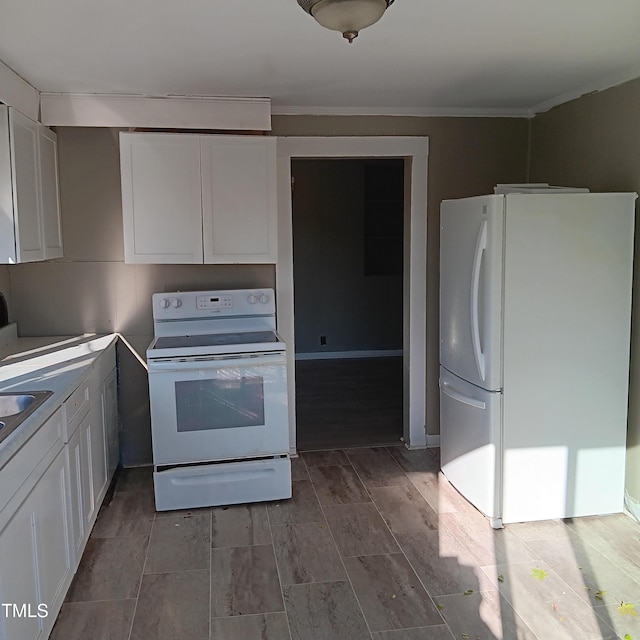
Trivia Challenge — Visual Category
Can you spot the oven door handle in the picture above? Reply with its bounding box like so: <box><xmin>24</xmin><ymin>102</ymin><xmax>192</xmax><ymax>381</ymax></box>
<box><xmin>148</xmin><ymin>353</ymin><xmax>286</xmax><ymax>372</ymax></box>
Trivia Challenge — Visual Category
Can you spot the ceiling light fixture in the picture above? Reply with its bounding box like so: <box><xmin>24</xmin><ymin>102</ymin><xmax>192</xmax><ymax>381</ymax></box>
<box><xmin>297</xmin><ymin>0</ymin><xmax>394</xmax><ymax>43</ymax></box>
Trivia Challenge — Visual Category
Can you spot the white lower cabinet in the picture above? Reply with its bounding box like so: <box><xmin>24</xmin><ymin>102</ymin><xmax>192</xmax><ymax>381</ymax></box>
<box><xmin>0</xmin><ymin>343</ymin><xmax>119</xmax><ymax>640</ymax></box>
<box><xmin>32</xmin><ymin>448</ymin><xmax>73</xmax><ymax>639</ymax></box>
<box><xmin>66</xmin><ymin>351</ymin><xmax>116</xmax><ymax>567</ymax></box>
<box><xmin>89</xmin><ymin>400</ymin><xmax>108</xmax><ymax>519</ymax></box>
<box><xmin>0</xmin><ymin>410</ymin><xmax>72</xmax><ymax>640</ymax></box>
<box><xmin>67</xmin><ymin>419</ymin><xmax>93</xmax><ymax>564</ymax></box>
<box><xmin>0</xmin><ymin>489</ymin><xmax>42</xmax><ymax>640</ymax></box>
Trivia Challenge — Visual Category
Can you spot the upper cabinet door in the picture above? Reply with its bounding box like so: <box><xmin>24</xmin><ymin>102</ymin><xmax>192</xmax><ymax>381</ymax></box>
<box><xmin>201</xmin><ymin>136</ymin><xmax>277</xmax><ymax>263</ymax></box>
<box><xmin>9</xmin><ymin>109</ymin><xmax>44</xmax><ymax>262</ymax></box>
<box><xmin>120</xmin><ymin>133</ymin><xmax>203</xmax><ymax>264</ymax></box>
<box><xmin>39</xmin><ymin>125</ymin><xmax>64</xmax><ymax>259</ymax></box>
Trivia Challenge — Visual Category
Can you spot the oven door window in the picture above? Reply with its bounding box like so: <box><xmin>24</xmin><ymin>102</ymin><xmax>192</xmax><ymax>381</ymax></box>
<box><xmin>175</xmin><ymin>371</ymin><xmax>265</xmax><ymax>431</ymax></box>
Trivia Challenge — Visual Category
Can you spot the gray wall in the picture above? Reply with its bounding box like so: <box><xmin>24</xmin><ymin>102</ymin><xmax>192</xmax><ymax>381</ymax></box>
<box><xmin>0</xmin><ymin>266</ymin><xmax>10</xmax><ymax>322</ymax></box>
<box><xmin>292</xmin><ymin>159</ymin><xmax>403</xmax><ymax>354</ymax></box>
<box><xmin>7</xmin><ymin>117</ymin><xmax>528</xmax><ymax>464</ymax></box>
<box><xmin>8</xmin><ymin>128</ymin><xmax>275</xmax><ymax>466</ymax></box>
<box><xmin>529</xmin><ymin>77</ymin><xmax>640</xmax><ymax>503</ymax></box>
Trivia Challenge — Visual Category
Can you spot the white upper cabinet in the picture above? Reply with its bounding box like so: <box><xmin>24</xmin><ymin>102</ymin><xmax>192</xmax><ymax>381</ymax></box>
<box><xmin>0</xmin><ymin>106</ymin><xmax>64</xmax><ymax>264</ymax></box>
<box><xmin>120</xmin><ymin>133</ymin><xmax>203</xmax><ymax>264</ymax></box>
<box><xmin>120</xmin><ymin>132</ymin><xmax>277</xmax><ymax>264</ymax></box>
<box><xmin>201</xmin><ymin>136</ymin><xmax>277</xmax><ymax>262</ymax></box>
<box><xmin>39</xmin><ymin>126</ymin><xmax>64</xmax><ymax>259</ymax></box>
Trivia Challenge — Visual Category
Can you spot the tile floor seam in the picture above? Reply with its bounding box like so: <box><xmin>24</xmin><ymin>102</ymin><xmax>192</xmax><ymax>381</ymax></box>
<box><xmin>210</xmin><ymin>542</ymin><xmax>277</xmax><ymax>550</ymax></box>
<box><xmin>481</xmin><ymin>555</ymin><xmax>617</xmax><ymax>640</ymax></box>
<box><xmin>265</xmin><ymin>483</ymin><xmax>294</xmax><ymax>640</ymax></box>
<box><xmin>525</xmin><ymin>560</ymin><xmax>626</xmax><ymax>637</ymax></box>
<box><xmin>303</xmin><ymin>449</ymin><xmax>376</xmax><ymax>639</ymax></box>
<box><xmin>333</xmin><ymin>448</ymin><xmax>443</xmax><ymax>638</ymax></box>
<box><xmin>143</xmin><ymin>566</ymin><xmax>216</xmax><ymax>576</ymax></box>
<box><xmin>347</xmin><ymin>448</ymin><xmax>462</xmax><ymax>637</ymax></box>
<box><xmin>569</xmin><ymin>531</ymin><xmax>640</xmax><ymax>585</ymax></box>
<box><xmin>126</xmin><ymin>512</ymin><xmax>154</xmax><ymax>640</ymax></box>
<box><xmin>514</xmin><ymin>533</ymin><xmax>621</xmax><ymax>612</ymax></box>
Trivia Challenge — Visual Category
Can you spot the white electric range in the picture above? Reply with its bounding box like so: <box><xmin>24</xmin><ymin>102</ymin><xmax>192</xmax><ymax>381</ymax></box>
<box><xmin>146</xmin><ymin>288</ymin><xmax>291</xmax><ymax>511</ymax></box>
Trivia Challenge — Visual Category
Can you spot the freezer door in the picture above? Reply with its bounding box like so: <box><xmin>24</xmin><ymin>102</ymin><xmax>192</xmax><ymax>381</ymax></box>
<box><xmin>440</xmin><ymin>367</ymin><xmax>501</xmax><ymax>522</ymax></box>
<box><xmin>440</xmin><ymin>195</ymin><xmax>504</xmax><ymax>391</ymax></box>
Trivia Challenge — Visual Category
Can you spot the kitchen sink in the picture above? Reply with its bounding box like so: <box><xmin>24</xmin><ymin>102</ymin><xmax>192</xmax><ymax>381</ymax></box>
<box><xmin>0</xmin><ymin>391</ymin><xmax>54</xmax><ymax>443</ymax></box>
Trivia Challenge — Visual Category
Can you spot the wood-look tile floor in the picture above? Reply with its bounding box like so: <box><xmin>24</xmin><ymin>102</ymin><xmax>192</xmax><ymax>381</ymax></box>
<box><xmin>52</xmin><ymin>448</ymin><xmax>640</xmax><ymax>640</ymax></box>
<box><xmin>295</xmin><ymin>357</ymin><xmax>403</xmax><ymax>450</ymax></box>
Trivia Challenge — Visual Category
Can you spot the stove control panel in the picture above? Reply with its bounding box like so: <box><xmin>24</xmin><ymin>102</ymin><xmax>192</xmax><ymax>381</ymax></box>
<box><xmin>152</xmin><ymin>288</ymin><xmax>276</xmax><ymax>321</ymax></box>
<box><xmin>196</xmin><ymin>294</ymin><xmax>233</xmax><ymax>310</ymax></box>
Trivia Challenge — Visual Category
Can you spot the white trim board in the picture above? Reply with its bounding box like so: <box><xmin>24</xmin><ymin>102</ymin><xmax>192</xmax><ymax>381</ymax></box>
<box><xmin>276</xmin><ymin>136</ymin><xmax>428</xmax><ymax>452</ymax></box>
<box><xmin>0</xmin><ymin>60</ymin><xmax>39</xmax><ymax>121</ymax></box>
<box><xmin>426</xmin><ymin>434</ymin><xmax>441</xmax><ymax>449</ymax></box>
<box><xmin>39</xmin><ymin>93</ymin><xmax>272</xmax><ymax>130</ymax></box>
<box><xmin>295</xmin><ymin>350</ymin><xmax>402</xmax><ymax>361</ymax></box>
<box><xmin>272</xmin><ymin>105</ymin><xmax>530</xmax><ymax>118</ymax></box>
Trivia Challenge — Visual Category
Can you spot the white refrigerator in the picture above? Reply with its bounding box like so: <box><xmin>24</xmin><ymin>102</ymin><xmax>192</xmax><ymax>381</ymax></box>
<box><xmin>439</xmin><ymin>192</ymin><xmax>636</xmax><ymax>528</ymax></box>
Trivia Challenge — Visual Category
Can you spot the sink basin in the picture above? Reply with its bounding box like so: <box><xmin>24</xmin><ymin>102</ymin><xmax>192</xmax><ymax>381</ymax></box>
<box><xmin>0</xmin><ymin>391</ymin><xmax>54</xmax><ymax>443</ymax></box>
<box><xmin>0</xmin><ymin>394</ymin><xmax>38</xmax><ymax>418</ymax></box>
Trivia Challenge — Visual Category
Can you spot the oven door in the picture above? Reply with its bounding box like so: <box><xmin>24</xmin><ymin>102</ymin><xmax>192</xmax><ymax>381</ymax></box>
<box><xmin>148</xmin><ymin>352</ymin><xmax>288</xmax><ymax>465</ymax></box>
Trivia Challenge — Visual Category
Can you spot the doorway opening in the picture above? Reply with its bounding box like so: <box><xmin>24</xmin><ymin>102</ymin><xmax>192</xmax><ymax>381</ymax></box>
<box><xmin>292</xmin><ymin>158</ymin><xmax>404</xmax><ymax>450</ymax></box>
<box><xmin>276</xmin><ymin>136</ymin><xmax>429</xmax><ymax>455</ymax></box>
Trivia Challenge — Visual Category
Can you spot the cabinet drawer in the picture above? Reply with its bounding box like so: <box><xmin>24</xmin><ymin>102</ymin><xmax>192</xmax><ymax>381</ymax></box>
<box><xmin>0</xmin><ymin>407</ymin><xmax>64</xmax><ymax>516</ymax></box>
<box><xmin>63</xmin><ymin>380</ymin><xmax>90</xmax><ymax>441</ymax></box>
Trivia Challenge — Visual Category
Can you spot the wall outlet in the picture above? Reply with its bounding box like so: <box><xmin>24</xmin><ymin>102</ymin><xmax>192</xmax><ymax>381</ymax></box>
<box><xmin>320</xmin><ymin>335</ymin><xmax>327</xmax><ymax>346</ymax></box>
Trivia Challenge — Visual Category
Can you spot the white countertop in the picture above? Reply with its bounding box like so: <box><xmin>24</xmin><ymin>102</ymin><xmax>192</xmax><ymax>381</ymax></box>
<box><xmin>0</xmin><ymin>326</ymin><xmax>118</xmax><ymax>468</ymax></box>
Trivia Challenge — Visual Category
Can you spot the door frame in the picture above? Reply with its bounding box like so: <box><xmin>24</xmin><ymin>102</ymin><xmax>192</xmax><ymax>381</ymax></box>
<box><xmin>276</xmin><ymin>136</ymin><xmax>429</xmax><ymax>453</ymax></box>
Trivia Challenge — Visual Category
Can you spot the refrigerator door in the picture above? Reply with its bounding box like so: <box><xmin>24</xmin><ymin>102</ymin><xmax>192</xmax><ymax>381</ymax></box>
<box><xmin>501</xmin><ymin>192</ymin><xmax>635</xmax><ymax>523</ymax></box>
<box><xmin>440</xmin><ymin>195</ymin><xmax>504</xmax><ymax>391</ymax></box>
<box><xmin>439</xmin><ymin>366</ymin><xmax>502</xmax><ymax>524</ymax></box>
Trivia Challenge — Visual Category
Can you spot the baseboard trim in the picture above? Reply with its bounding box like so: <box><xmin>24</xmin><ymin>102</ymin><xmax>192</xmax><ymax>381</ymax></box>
<box><xmin>426</xmin><ymin>434</ymin><xmax>441</xmax><ymax>448</ymax></box>
<box><xmin>295</xmin><ymin>349</ymin><xmax>402</xmax><ymax>361</ymax></box>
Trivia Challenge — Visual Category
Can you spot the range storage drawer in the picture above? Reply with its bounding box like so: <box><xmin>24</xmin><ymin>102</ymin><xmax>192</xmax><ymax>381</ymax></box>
<box><xmin>154</xmin><ymin>456</ymin><xmax>291</xmax><ymax>511</ymax></box>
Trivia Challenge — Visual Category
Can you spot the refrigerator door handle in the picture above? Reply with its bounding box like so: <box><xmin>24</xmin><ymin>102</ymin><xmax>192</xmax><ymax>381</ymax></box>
<box><xmin>470</xmin><ymin>220</ymin><xmax>487</xmax><ymax>381</ymax></box>
<box><xmin>440</xmin><ymin>379</ymin><xmax>486</xmax><ymax>410</ymax></box>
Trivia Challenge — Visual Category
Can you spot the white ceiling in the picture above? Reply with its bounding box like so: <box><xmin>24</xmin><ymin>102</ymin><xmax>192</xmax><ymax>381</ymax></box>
<box><xmin>1</xmin><ymin>0</ymin><xmax>640</xmax><ymax>115</ymax></box>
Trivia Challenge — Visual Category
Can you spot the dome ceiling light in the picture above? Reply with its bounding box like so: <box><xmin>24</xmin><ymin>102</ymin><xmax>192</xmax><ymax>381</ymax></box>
<box><xmin>297</xmin><ymin>0</ymin><xmax>395</xmax><ymax>43</ymax></box>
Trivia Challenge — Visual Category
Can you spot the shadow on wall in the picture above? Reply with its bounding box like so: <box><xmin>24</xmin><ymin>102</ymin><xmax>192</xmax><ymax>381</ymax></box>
<box><xmin>116</xmin><ymin>338</ymin><xmax>152</xmax><ymax>467</ymax></box>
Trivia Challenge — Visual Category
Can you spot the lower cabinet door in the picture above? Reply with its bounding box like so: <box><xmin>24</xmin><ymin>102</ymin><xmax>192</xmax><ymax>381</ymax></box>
<box><xmin>32</xmin><ymin>448</ymin><xmax>73</xmax><ymax>638</ymax></box>
<box><xmin>67</xmin><ymin>413</ymin><xmax>96</xmax><ymax>566</ymax></box>
<box><xmin>90</xmin><ymin>402</ymin><xmax>108</xmax><ymax>509</ymax></box>
<box><xmin>0</xmin><ymin>494</ymin><xmax>41</xmax><ymax>640</ymax></box>
<box><xmin>67</xmin><ymin>425</ymin><xmax>86</xmax><ymax>565</ymax></box>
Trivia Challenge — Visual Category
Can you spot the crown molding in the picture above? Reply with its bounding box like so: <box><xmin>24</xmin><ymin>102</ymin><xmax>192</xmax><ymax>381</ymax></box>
<box><xmin>39</xmin><ymin>93</ymin><xmax>272</xmax><ymax>130</ymax></box>
<box><xmin>529</xmin><ymin>68</ymin><xmax>640</xmax><ymax>116</ymax></box>
<box><xmin>271</xmin><ymin>104</ymin><xmax>531</xmax><ymax>118</ymax></box>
